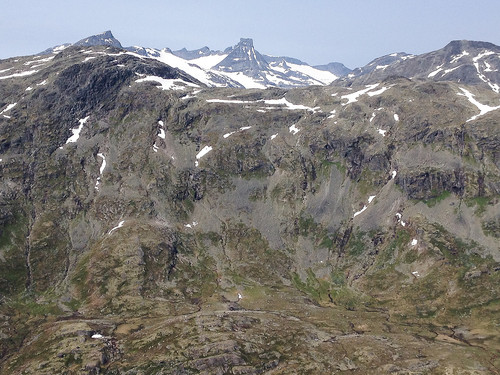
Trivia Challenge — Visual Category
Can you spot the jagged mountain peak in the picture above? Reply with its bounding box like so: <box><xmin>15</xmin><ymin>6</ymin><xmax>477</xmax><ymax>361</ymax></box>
<box><xmin>214</xmin><ymin>37</ymin><xmax>269</xmax><ymax>73</ymax></box>
<box><xmin>74</xmin><ymin>30</ymin><xmax>122</xmax><ymax>48</ymax></box>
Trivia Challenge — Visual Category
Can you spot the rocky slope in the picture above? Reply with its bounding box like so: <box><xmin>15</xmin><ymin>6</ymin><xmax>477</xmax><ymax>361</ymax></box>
<box><xmin>346</xmin><ymin>40</ymin><xmax>500</xmax><ymax>94</ymax></box>
<box><xmin>0</xmin><ymin>43</ymin><xmax>499</xmax><ymax>374</ymax></box>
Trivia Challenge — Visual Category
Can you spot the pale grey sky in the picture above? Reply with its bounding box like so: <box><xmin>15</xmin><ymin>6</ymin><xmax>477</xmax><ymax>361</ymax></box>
<box><xmin>1</xmin><ymin>0</ymin><xmax>500</xmax><ymax>68</ymax></box>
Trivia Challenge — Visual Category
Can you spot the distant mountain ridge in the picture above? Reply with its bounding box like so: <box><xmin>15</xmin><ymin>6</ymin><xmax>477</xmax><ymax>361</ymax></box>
<box><xmin>40</xmin><ymin>31</ymin><xmax>349</xmax><ymax>89</ymax></box>
<box><xmin>344</xmin><ymin>40</ymin><xmax>500</xmax><ymax>93</ymax></box>
<box><xmin>36</xmin><ymin>31</ymin><xmax>500</xmax><ymax>93</ymax></box>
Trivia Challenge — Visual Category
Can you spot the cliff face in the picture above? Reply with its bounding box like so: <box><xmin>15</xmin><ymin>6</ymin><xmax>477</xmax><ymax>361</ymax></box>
<box><xmin>0</xmin><ymin>46</ymin><xmax>499</xmax><ymax>374</ymax></box>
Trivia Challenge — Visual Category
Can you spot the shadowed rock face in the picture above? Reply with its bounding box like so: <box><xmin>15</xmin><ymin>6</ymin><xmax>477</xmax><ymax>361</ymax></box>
<box><xmin>0</xmin><ymin>45</ymin><xmax>499</xmax><ymax>374</ymax></box>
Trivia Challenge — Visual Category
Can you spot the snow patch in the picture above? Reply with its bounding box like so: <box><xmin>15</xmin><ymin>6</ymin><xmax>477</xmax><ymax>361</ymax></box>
<box><xmin>136</xmin><ymin>76</ymin><xmax>199</xmax><ymax>90</ymax></box>
<box><xmin>270</xmin><ymin>133</ymin><xmax>278</xmax><ymax>140</ymax></box>
<box><xmin>428</xmin><ymin>65</ymin><xmax>443</xmax><ymax>78</ymax></box>
<box><xmin>395</xmin><ymin>213</ymin><xmax>406</xmax><ymax>227</ymax></box>
<box><xmin>0</xmin><ymin>70</ymin><xmax>38</xmax><ymax>80</ymax></box>
<box><xmin>95</xmin><ymin>153</ymin><xmax>106</xmax><ymax>190</ymax></box>
<box><xmin>353</xmin><ymin>205</ymin><xmax>367</xmax><ymax>218</ymax></box>
<box><xmin>391</xmin><ymin>170</ymin><xmax>397</xmax><ymax>179</ymax></box>
<box><xmin>341</xmin><ymin>84</ymin><xmax>379</xmax><ymax>105</ymax></box>
<box><xmin>367</xmin><ymin>86</ymin><xmax>389</xmax><ymax>96</ymax></box>
<box><xmin>263</xmin><ymin>98</ymin><xmax>320</xmax><ymax>112</ymax></box>
<box><xmin>450</xmin><ymin>50</ymin><xmax>469</xmax><ymax>64</ymax></box>
<box><xmin>91</xmin><ymin>333</ymin><xmax>104</xmax><ymax>339</ymax></box>
<box><xmin>457</xmin><ymin>87</ymin><xmax>500</xmax><ymax>122</ymax></box>
<box><xmin>411</xmin><ymin>239</ymin><xmax>418</xmax><ymax>246</ymax></box>
<box><xmin>184</xmin><ymin>221</ymin><xmax>198</xmax><ymax>229</ymax></box>
<box><xmin>289</xmin><ymin>124</ymin><xmax>300</xmax><ymax>135</ymax></box>
<box><xmin>0</xmin><ymin>103</ymin><xmax>17</xmax><ymax>115</ymax></box>
<box><xmin>368</xmin><ymin>195</ymin><xmax>376</xmax><ymax>203</ymax></box>
<box><xmin>196</xmin><ymin>145</ymin><xmax>213</xmax><ymax>160</ymax></box>
<box><xmin>394</xmin><ymin>113</ymin><xmax>399</xmax><ymax>121</ymax></box>
<box><xmin>108</xmin><ymin>220</ymin><xmax>125</xmax><ymax>235</ymax></box>
<box><xmin>377</xmin><ymin>129</ymin><xmax>387</xmax><ymax>136</ymax></box>
<box><xmin>64</xmin><ymin>116</ymin><xmax>89</xmax><ymax>145</ymax></box>
<box><xmin>328</xmin><ymin>109</ymin><xmax>336</xmax><ymax>119</ymax></box>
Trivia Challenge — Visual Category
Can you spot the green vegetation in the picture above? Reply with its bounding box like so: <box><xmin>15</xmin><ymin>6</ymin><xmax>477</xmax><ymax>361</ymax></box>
<box><xmin>465</xmin><ymin>196</ymin><xmax>490</xmax><ymax>215</ymax></box>
<box><xmin>424</xmin><ymin>190</ymin><xmax>451</xmax><ymax>207</ymax></box>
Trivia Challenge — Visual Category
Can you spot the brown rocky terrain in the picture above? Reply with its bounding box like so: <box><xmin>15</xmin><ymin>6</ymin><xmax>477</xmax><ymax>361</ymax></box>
<box><xmin>0</xmin><ymin>44</ymin><xmax>499</xmax><ymax>374</ymax></box>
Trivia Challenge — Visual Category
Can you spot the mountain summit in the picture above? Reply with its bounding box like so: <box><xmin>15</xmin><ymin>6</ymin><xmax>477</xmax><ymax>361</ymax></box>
<box><xmin>74</xmin><ymin>30</ymin><xmax>123</xmax><ymax>48</ymax></box>
<box><xmin>214</xmin><ymin>38</ymin><xmax>269</xmax><ymax>74</ymax></box>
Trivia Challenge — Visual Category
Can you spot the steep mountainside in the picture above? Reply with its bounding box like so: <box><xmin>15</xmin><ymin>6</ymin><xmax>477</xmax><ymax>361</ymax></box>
<box><xmin>347</xmin><ymin>40</ymin><xmax>500</xmax><ymax>93</ymax></box>
<box><xmin>0</xmin><ymin>41</ymin><xmax>499</xmax><ymax>374</ymax></box>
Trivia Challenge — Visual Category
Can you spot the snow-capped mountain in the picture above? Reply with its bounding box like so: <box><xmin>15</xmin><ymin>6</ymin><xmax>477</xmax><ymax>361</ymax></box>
<box><xmin>40</xmin><ymin>32</ymin><xmax>349</xmax><ymax>89</ymax></box>
<box><xmin>345</xmin><ymin>40</ymin><xmax>500</xmax><ymax>93</ymax></box>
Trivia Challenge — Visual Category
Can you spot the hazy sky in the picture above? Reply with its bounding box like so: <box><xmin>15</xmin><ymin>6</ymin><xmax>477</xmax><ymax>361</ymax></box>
<box><xmin>1</xmin><ymin>0</ymin><xmax>500</xmax><ymax>68</ymax></box>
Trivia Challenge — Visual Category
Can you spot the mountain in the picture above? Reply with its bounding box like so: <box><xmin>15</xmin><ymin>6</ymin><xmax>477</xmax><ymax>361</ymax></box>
<box><xmin>0</xmin><ymin>34</ymin><xmax>500</xmax><ymax>374</ymax></box>
<box><xmin>40</xmin><ymin>30</ymin><xmax>123</xmax><ymax>55</ymax></box>
<box><xmin>41</xmin><ymin>31</ymin><xmax>346</xmax><ymax>88</ymax></box>
<box><xmin>346</xmin><ymin>40</ymin><xmax>500</xmax><ymax>93</ymax></box>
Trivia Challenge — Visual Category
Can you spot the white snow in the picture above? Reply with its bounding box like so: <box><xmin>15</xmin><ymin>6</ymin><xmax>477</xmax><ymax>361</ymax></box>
<box><xmin>391</xmin><ymin>170</ymin><xmax>397</xmax><ymax>179</ymax></box>
<box><xmin>394</xmin><ymin>113</ymin><xmax>399</xmax><ymax>121</ymax></box>
<box><xmin>196</xmin><ymin>145</ymin><xmax>213</xmax><ymax>160</ymax></box>
<box><xmin>471</xmin><ymin>51</ymin><xmax>500</xmax><ymax>93</ymax></box>
<box><xmin>0</xmin><ymin>103</ymin><xmax>17</xmax><ymax>115</ymax></box>
<box><xmin>53</xmin><ymin>45</ymin><xmax>68</xmax><ymax>52</ymax></box>
<box><xmin>24</xmin><ymin>56</ymin><xmax>55</xmax><ymax>66</ymax></box>
<box><xmin>237</xmin><ymin>292</ymin><xmax>243</xmax><ymax>300</ymax></box>
<box><xmin>411</xmin><ymin>239</ymin><xmax>418</xmax><ymax>246</ymax></box>
<box><xmin>289</xmin><ymin>124</ymin><xmax>300</xmax><ymax>135</ymax></box>
<box><xmin>25</xmin><ymin>86</ymin><xmax>33</xmax><ymax>91</ymax></box>
<box><xmin>353</xmin><ymin>205</ymin><xmax>367</xmax><ymax>218</ymax></box>
<box><xmin>395</xmin><ymin>213</ymin><xmax>406</xmax><ymax>227</ymax></box>
<box><xmin>91</xmin><ymin>333</ymin><xmax>104</xmax><ymax>339</ymax></box>
<box><xmin>223</xmin><ymin>131</ymin><xmax>236</xmax><ymax>138</ymax></box>
<box><xmin>328</xmin><ymin>109</ymin><xmax>336</xmax><ymax>119</ymax></box>
<box><xmin>450</xmin><ymin>50</ymin><xmax>469</xmax><ymax>64</ymax></box>
<box><xmin>64</xmin><ymin>116</ymin><xmax>89</xmax><ymax>145</ymax></box>
<box><xmin>369</xmin><ymin>112</ymin><xmax>376</xmax><ymax>122</ymax></box>
<box><xmin>153</xmin><ymin>144</ymin><xmax>159</xmax><ymax>152</ymax></box>
<box><xmin>263</xmin><ymin>98</ymin><xmax>320</xmax><ymax>112</ymax></box>
<box><xmin>206</xmin><ymin>99</ymin><xmax>254</xmax><ymax>104</ymax></box>
<box><xmin>341</xmin><ymin>84</ymin><xmax>379</xmax><ymax>105</ymax></box>
<box><xmin>0</xmin><ymin>68</ymin><xmax>12</xmax><ymax>74</ymax></box>
<box><xmin>220</xmin><ymin>71</ymin><xmax>267</xmax><ymax>89</ymax></box>
<box><xmin>184</xmin><ymin>221</ymin><xmax>198</xmax><ymax>229</ymax></box>
<box><xmin>377</xmin><ymin>129</ymin><xmax>387</xmax><ymax>136</ymax></box>
<box><xmin>189</xmin><ymin>54</ymin><xmax>228</xmax><ymax>69</ymax></box>
<box><xmin>368</xmin><ymin>195</ymin><xmax>376</xmax><ymax>203</ymax></box>
<box><xmin>158</xmin><ymin>128</ymin><xmax>165</xmax><ymax>139</ymax></box>
<box><xmin>375</xmin><ymin>65</ymin><xmax>389</xmax><ymax>70</ymax></box>
<box><xmin>412</xmin><ymin>271</ymin><xmax>420</xmax><ymax>277</ymax></box>
<box><xmin>457</xmin><ymin>87</ymin><xmax>500</xmax><ymax>122</ymax></box>
<box><xmin>0</xmin><ymin>70</ymin><xmax>38</xmax><ymax>80</ymax></box>
<box><xmin>37</xmin><ymin>80</ymin><xmax>47</xmax><ymax>86</ymax></box>
<box><xmin>136</xmin><ymin>76</ymin><xmax>199</xmax><ymax>91</ymax></box>
<box><xmin>108</xmin><ymin>220</ymin><xmax>125</xmax><ymax>235</ymax></box>
<box><xmin>428</xmin><ymin>65</ymin><xmax>444</xmax><ymax>78</ymax></box>
<box><xmin>98</xmin><ymin>153</ymin><xmax>106</xmax><ymax>174</ymax></box>
<box><xmin>286</xmin><ymin>62</ymin><xmax>338</xmax><ymax>84</ymax></box>
<box><xmin>158</xmin><ymin>120</ymin><xmax>164</xmax><ymax>126</ymax></box>
<box><xmin>367</xmin><ymin>86</ymin><xmax>389</xmax><ymax>96</ymax></box>
<box><xmin>443</xmin><ymin>65</ymin><xmax>461</xmax><ymax>75</ymax></box>
<box><xmin>270</xmin><ymin>133</ymin><xmax>278</xmax><ymax>140</ymax></box>
<box><xmin>240</xmin><ymin>126</ymin><xmax>251</xmax><ymax>131</ymax></box>
<box><xmin>95</xmin><ymin>153</ymin><xmax>106</xmax><ymax>190</ymax></box>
